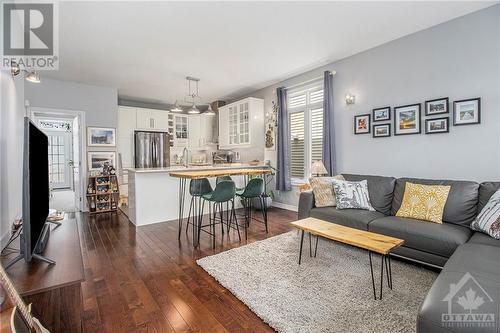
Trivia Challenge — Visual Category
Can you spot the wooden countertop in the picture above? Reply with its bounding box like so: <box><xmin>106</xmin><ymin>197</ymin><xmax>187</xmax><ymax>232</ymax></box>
<box><xmin>169</xmin><ymin>168</ymin><xmax>272</xmax><ymax>179</ymax></box>
<box><xmin>290</xmin><ymin>217</ymin><xmax>404</xmax><ymax>255</ymax></box>
<box><xmin>0</xmin><ymin>217</ymin><xmax>85</xmax><ymax>296</ymax></box>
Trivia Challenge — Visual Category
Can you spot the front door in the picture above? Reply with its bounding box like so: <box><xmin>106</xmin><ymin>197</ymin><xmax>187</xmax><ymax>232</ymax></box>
<box><xmin>46</xmin><ymin>131</ymin><xmax>73</xmax><ymax>189</ymax></box>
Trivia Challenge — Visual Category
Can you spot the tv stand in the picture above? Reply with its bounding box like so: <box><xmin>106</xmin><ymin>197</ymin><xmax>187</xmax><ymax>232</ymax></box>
<box><xmin>0</xmin><ymin>217</ymin><xmax>84</xmax><ymax>333</ymax></box>
<box><xmin>3</xmin><ymin>224</ymin><xmax>55</xmax><ymax>270</ymax></box>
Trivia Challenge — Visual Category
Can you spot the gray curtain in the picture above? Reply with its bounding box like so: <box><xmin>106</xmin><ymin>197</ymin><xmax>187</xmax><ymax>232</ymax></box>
<box><xmin>322</xmin><ymin>71</ymin><xmax>336</xmax><ymax>175</ymax></box>
<box><xmin>276</xmin><ymin>87</ymin><xmax>291</xmax><ymax>191</ymax></box>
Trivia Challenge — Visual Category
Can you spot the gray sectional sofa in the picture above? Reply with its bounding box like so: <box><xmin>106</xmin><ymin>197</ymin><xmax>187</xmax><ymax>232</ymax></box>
<box><xmin>298</xmin><ymin>174</ymin><xmax>500</xmax><ymax>333</ymax></box>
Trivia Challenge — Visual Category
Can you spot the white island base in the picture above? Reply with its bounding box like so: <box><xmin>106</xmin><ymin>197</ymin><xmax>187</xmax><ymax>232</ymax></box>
<box><xmin>128</xmin><ymin>166</ymin><xmax>251</xmax><ymax>226</ymax></box>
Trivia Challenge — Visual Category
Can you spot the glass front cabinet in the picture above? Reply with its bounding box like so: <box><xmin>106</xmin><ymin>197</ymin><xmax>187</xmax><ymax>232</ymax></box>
<box><xmin>218</xmin><ymin>97</ymin><xmax>264</xmax><ymax>149</ymax></box>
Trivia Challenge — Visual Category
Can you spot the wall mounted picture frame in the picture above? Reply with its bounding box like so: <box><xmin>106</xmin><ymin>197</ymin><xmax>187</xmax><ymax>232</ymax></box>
<box><xmin>425</xmin><ymin>97</ymin><xmax>449</xmax><ymax>116</ymax></box>
<box><xmin>453</xmin><ymin>98</ymin><xmax>481</xmax><ymax>126</ymax></box>
<box><xmin>373</xmin><ymin>123</ymin><xmax>391</xmax><ymax>138</ymax></box>
<box><xmin>87</xmin><ymin>127</ymin><xmax>116</xmax><ymax>147</ymax></box>
<box><xmin>88</xmin><ymin>151</ymin><xmax>116</xmax><ymax>171</ymax></box>
<box><xmin>372</xmin><ymin>107</ymin><xmax>391</xmax><ymax>122</ymax></box>
<box><xmin>394</xmin><ymin>103</ymin><xmax>421</xmax><ymax>136</ymax></box>
<box><xmin>425</xmin><ymin>117</ymin><xmax>449</xmax><ymax>134</ymax></box>
<box><xmin>354</xmin><ymin>114</ymin><xmax>370</xmax><ymax>134</ymax></box>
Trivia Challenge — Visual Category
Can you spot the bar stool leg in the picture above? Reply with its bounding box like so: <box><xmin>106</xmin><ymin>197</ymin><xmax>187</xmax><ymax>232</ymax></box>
<box><xmin>186</xmin><ymin>196</ymin><xmax>194</xmax><ymax>233</ymax></box>
<box><xmin>220</xmin><ymin>202</ymin><xmax>225</xmax><ymax>235</ymax></box>
<box><xmin>231</xmin><ymin>199</ymin><xmax>241</xmax><ymax>241</ymax></box>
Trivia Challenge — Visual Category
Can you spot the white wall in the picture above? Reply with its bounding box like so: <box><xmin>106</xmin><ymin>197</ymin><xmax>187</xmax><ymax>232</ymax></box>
<box><xmin>236</xmin><ymin>5</ymin><xmax>500</xmax><ymax>207</ymax></box>
<box><xmin>0</xmin><ymin>71</ymin><xmax>26</xmax><ymax>244</ymax></box>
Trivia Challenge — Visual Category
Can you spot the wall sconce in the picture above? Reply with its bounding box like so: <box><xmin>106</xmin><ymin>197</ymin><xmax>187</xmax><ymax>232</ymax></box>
<box><xmin>10</xmin><ymin>60</ymin><xmax>41</xmax><ymax>83</ymax></box>
<box><xmin>345</xmin><ymin>94</ymin><xmax>355</xmax><ymax>105</ymax></box>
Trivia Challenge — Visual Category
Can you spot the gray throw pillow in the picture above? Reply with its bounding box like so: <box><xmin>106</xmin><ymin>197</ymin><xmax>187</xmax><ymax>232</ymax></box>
<box><xmin>471</xmin><ymin>189</ymin><xmax>500</xmax><ymax>240</ymax></box>
<box><xmin>332</xmin><ymin>179</ymin><xmax>375</xmax><ymax>211</ymax></box>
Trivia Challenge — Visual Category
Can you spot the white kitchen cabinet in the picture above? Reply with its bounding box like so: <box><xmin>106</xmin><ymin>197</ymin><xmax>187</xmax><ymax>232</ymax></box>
<box><xmin>117</xmin><ymin>106</ymin><xmax>137</xmax><ymax>168</ymax></box>
<box><xmin>218</xmin><ymin>97</ymin><xmax>264</xmax><ymax>149</ymax></box>
<box><xmin>188</xmin><ymin>114</ymin><xmax>215</xmax><ymax>149</ymax></box>
<box><xmin>136</xmin><ymin>108</ymin><xmax>169</xmax><ymax>130</ymax></box>
<box><xmin>188</xmin><ymin>115</ymin><xmax>200</xmax><ymax>149</ymax></box>
<box><xmin>174</xmin><ymin>114</ymin><xmax>189</xmax><ymax>147</ymax></box>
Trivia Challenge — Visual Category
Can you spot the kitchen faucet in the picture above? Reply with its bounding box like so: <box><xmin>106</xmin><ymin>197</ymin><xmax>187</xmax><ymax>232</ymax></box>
<box><xmin>182</xmin><ymin>147</ymin><xmax>189</xmax><ymax>167</ymax></box>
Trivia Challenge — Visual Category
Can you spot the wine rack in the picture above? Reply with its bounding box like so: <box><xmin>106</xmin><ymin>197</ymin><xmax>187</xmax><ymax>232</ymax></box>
<box><xmin>86</xmin><ymin>175</ymin><xmax>120</xmax><ymax>214</ymax></box>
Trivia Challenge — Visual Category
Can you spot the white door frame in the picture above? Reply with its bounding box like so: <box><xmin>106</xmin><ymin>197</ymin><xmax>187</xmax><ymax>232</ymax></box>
<box><xmin>29</xmin><ymin>107</ymin><xmax>87</xmax><ymax>212</ymax></box>
<box><xmin>45</xmin><ymin>129</ymin><xmax>73</xmax><ymax>189</ymax></box>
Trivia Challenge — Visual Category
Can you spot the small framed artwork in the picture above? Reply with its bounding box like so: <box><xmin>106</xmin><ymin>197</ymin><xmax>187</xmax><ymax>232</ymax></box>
<box><xmin>88</xmin><ymin>151</ymin><xmax>116</xmax><ymax>171</ymax></box>
<box><xmin>425</xmin><ymin>117</ymin><xmax>449</xmax><ymax>134</ymax></box>
<box><xmin>425</xmin><ymin>97</ymin><xmax>449</xmax><ymax>116</ymax></box>
<box><xmin>373</xmin><ymin>124</ymin><xmax>391</xmax><ymax>138</ymax></box>
<box><xmin>87</xmin><ymin>127</ymin><xmax>116</xmax><ymax>147</ymax></box>
<box><xmin>372</xmin><ymin>107</ymin><xmax>391</xmax><ymax>122</ymax></box>
<box><xmin>453</xmin><ymin>98</ymin><xmax>481</xmax><ymax>126</ymax></box>
<box><xmin>354</xmin><ymin>114</ymin><xmax>370</xmax><ymax>134</ymax></box>
<box><xmin>394</xmin><ymin>103</ymin><xmax>421</xmax><ymax>136</ymax></box>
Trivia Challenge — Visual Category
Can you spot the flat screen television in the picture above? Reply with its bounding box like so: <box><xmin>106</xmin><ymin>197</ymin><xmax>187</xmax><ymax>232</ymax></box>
<box><xmin>22</xmin><ymin>117</ymin><xmax>50</xmax><ymax>261</ymax></box>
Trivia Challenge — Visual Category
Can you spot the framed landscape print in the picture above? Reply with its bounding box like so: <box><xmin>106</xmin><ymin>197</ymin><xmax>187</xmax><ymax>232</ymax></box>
<box><xmin>425</xmin><ymin>117</ymin><xmax>449</xmax><ymax>134</ymax></box>
<box><xmin>354</xmin><ymin>114</ymin><xmax>370</xmax><ymax>134</ymax></box>
<box><xmin>373</xmin><ymin>124</ymin><xmax>391</xmax><ymax>138</ymax></box>
<box><xmin>372</xmin><ymin>107</ymin><xmax>391</xmax><ymax>122</ymax></box>
<box><xmin>88</xmin><ymin>151</ymin><xmax>116</xmax><ymax>171</ymax></box>
<box><xmin>394</xmin><ymin>104</ymin><xmax>421</xmax><ymax>136</ymax></box>
<box><xmin>87</xmin><ymin>127</ymin><xmax>116</xmax><ymax>147</ymax></box>
<box><xmin>425</xmin><ymin>97</ymin><xmax>449</xmax><ymax>116</ymax></box>
<box><xmin>453</xmin><ymin>98</ymin><xmax>481</xmax><ymax>126</ymax></box>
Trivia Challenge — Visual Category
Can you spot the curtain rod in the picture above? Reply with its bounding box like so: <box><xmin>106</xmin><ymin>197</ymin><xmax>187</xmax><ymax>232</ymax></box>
<box><xmin>284</xmin><ymin>70</ymin><xmax>336</xmax><ymax>90</ymax></box>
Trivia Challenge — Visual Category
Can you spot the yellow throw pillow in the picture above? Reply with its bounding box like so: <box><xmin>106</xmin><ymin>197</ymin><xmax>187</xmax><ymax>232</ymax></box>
<box><xmin>396</xmin><ymin>182</ymin><xmax>451</xmax><ymax>224</ymax></box>
<box><xmin>309</xmin><ymin>175</ymin><xmax>345</xmax><ymax>207</ymax></box>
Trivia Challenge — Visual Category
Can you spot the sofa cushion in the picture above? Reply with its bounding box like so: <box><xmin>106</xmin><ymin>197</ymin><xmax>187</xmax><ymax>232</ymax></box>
<box><xmin>342</xmin><ymin>174</ymin><xmax>396</xmax><ymax>216</ymax></box>
<box><xmin>478</xmin><ymin>181</ymin><xmax>500</xmax><ymax>212</ymax></box>
<box><xmin>444</xmin><ymin>243</ymin><xmax>500</xmax><ymax>282</ymax></box>
<box><xmin>368</xmin><ymin>216</ymin><xmax>472</xmax><ymax>258</ymax></box>
<box><xmin>467</xmin><ymin>232</ymin><xmax>500</xmax><ymax>248</ymax></box>
<box><xmin>309</xmin><ymin>207</ymin><xmax>384</xmax><ymax>230</ymax></box>
<box><xmin>391</xmin><ymin>178</ymin><xmax>479</xmax><ymax>227</ymax></box>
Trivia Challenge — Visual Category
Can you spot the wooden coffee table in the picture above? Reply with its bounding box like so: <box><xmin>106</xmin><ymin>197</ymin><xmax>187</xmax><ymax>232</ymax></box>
<box><xmin>290</xmin><ymin>217</ymin><xmax>404</xmax><ymax>300</ymax></box>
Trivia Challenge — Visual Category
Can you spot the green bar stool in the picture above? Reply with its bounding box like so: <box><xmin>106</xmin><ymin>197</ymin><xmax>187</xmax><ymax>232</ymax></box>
<box><xmin>200</xmin><ymin>180</ymin><xmax>240</xmax><ymax>248</ymax></box>
<box><xmin>185</xmin><ymin>178</ymin><xmax>213</xmax><ymax>234</ymax></box>
<box><xmin>236</xmin><ymin>178</ymin><xmax>268</xmax><ymax>240</ymax></box>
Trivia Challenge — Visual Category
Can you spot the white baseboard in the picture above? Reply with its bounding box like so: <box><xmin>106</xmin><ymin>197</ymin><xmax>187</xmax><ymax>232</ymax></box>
<box><xmin>272</xmin><ymin>202</ymin><xmax>298</xmax><ymax>212</ymax></box>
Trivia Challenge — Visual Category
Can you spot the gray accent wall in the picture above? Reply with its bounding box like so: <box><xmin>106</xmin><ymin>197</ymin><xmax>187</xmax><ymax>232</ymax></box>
<box><xmin>236</xmin><ymin>5</ymin><xmax>500</xmax><ymax>207</ymax></box>
<box><xmin>25</xmin><ymin>78</ymin><xmax>118</xmax><ymax>127</ymax></box>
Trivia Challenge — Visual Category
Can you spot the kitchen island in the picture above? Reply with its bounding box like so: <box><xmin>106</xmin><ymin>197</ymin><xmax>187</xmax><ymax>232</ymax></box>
<box><xmin>127</xmin><ymin>164</ymin><xmax>271</xmax><ymax>226</ymax></box>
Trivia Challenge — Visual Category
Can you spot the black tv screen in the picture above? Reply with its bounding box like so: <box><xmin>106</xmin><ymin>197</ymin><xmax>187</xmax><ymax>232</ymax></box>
<box><xmin>22</xmin><ymin>117</ymin><xmax>49</xmax><ymax>260</ymax></box>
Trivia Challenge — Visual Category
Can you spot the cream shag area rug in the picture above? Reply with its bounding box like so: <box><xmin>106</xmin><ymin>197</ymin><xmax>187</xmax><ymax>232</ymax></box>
<box><xmin>197</xmin><ymin>231</ymin><xmax>438</xmax><ymax>333</ymax></box>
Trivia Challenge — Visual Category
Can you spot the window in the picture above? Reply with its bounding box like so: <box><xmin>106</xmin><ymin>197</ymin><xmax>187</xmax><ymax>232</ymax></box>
<box><xmin>288</xmin><ymin>82</ymin><xmax>324</xmax><ymax>180</ymax></box>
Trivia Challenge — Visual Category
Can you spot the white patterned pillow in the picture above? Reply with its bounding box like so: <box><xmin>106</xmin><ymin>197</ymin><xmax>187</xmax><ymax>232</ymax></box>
<box><xmin>332</xmin><ymin>180</ymin><xmax>375</xmax><ymax>211</ymax></box>
<box><xmin>471</xmin><ymin>189</ymin><xmax>500</xmax><ymax>240</ymax></box>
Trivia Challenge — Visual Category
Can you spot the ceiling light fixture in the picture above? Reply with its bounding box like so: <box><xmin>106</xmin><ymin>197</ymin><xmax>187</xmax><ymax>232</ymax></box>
<box><xmin>10</xmin><ymin>61</ymin><xmax>41</xmax><ymax>83</ymax></box>
<box><xmin>187</xmin><ymin>102</ymin><xmax>200</xmax><ymax>114</ymax></box>
<box><xmin>204</xmin><ymin>104</ymin><xmax>216</xmax><ymax>116</ymax></box>
<box><xmin>170</xmin><ymin>100</ymin><xmax>183</xmax><ymax>112</ymax></box>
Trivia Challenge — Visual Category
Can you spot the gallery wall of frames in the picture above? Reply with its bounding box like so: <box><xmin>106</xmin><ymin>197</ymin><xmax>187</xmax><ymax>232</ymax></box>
<box><xmin>354</xmin><ymin>97</ymin><xmax>481</xmax><ymax>138</ymax></box>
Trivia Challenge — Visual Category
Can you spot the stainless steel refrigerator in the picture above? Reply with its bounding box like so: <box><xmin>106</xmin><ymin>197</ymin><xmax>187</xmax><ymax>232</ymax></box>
<box><xmin>134</xmin><ymin>131</ymin><xmax>170</xmax><ymax>168</ymax></box>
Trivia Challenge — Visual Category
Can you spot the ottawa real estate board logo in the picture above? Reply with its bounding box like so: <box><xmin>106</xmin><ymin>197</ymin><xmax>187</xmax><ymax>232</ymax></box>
<box><xmin>441</xmin><ymin>272</ymin><xmax>496</xmax><ymax>329</ymax></box>
<box><xmin>1</xmin><ymin>1</ymin><xmax>59</xmax><ymax>70</ymax></box>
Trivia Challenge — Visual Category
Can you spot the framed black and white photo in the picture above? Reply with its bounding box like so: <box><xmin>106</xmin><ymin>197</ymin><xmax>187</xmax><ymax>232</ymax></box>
<box><xmin>425</xmin><ymin>117</ymin><xmax>449</xmax><ymax>134</ymax></box>
<box><xmin>394</xmin><ymin>104</ymin><xmax>421</xmax><ymax>136</ymax></box>
<box><xmin>372</xmin><ymin>107</ymin><xmax>391</xmax><ymax>122</ymax></box>
<box><xmin>87</xmin><ymin>127</ymin><xmax>116</xmax><ymax>147</ymax></box>
<box><xmin>425</xmin><ymin>97</ymin><xmax>449</xmax><ymax>116</ymax></box>
<box><xmin>354</xmin><ymin>114</ymin><xmax>370</xmax><ymax>134</ymax></box>
<box><xmin>373</xmin><ymin>124</ymin><xmax>391</xmax><ymax>138</ymax></box>
<box><xmin>88</xmin><ymin>151</ymin><xmax>116</xmax><ymax>171</ymax></box>
<box><xmin>453</xmin><ymin>98</ymin><xmax>481</xmax><ymax>126</ymax></box>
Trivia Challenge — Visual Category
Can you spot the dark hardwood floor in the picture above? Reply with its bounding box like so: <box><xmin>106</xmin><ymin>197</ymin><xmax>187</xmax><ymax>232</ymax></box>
<box><xmin>79</xmin><ymin>207</ymin><xmax>297</xmax><ymax>333</ymax></box>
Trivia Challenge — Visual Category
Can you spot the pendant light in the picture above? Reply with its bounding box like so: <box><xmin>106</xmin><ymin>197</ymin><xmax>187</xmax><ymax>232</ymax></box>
<box><xmin>171</xmin><ymin>100</ymin><xmax>182</xmax><ymax>112</ymax></box>
<box><xmin>204</xmin><ymin>104</ymin><xmax>216</xmax><ymax>116</ymax></box>
<box><xmin>187</xmin><ymin>102</ymin><xmax>200</xmax><ymax>114</ymax></box>
<box><xmin>25</xmin><ymin>71</ymin><xmax>41</xmax><ymax>83</ymax></box>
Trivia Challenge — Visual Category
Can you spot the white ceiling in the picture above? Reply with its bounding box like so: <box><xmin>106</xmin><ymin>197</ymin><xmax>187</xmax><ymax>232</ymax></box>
<box><xmin>46</xmin><ymin>1</ymin><xmax>496</xmax><ymax>105</ymax></box>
